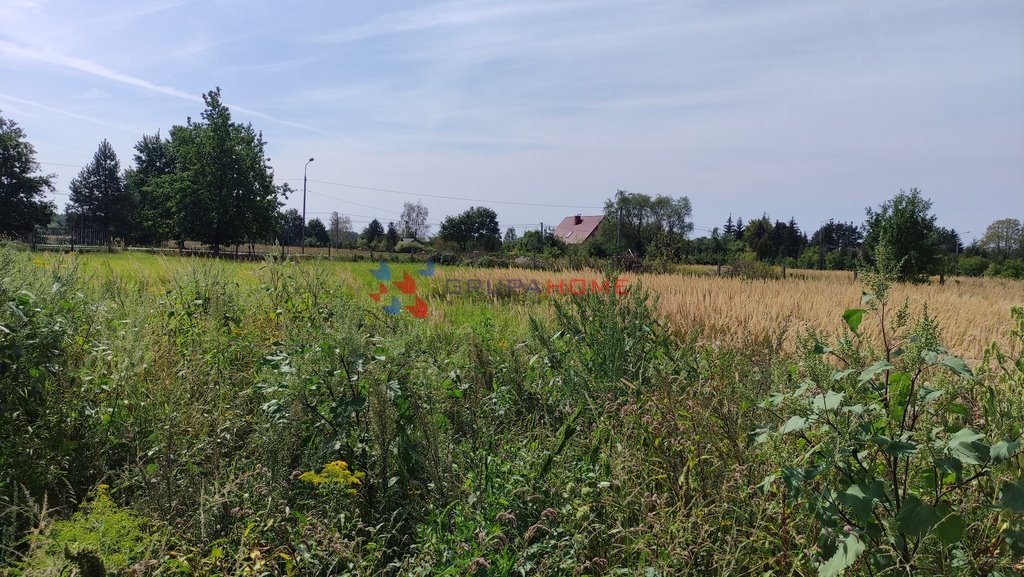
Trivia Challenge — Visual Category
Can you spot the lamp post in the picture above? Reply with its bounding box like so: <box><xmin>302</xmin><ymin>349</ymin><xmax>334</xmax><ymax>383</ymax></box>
<box><xmin>955</xmin><ymin>230</ymin><xmax>969</xmax><ymax>275</ymax></box>
<box><xmin>301</xmin><ymin>157</ymin><xmax>314</xmax><ymax>254</ymax></box>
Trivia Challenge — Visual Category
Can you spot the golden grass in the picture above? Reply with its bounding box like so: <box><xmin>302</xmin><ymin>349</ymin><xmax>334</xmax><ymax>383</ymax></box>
<box><xmin>37</xmin><ymin>251</ymin><xmax>1023</xmax><ymax>362</ymax></box>
<box><xmin>437</xmin><ymin>268</ymin><xmax>1024</xmax><ymax>362</ymax></box>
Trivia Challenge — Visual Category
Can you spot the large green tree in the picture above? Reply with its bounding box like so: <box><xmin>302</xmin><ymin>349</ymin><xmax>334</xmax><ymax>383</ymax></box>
<box><xmin>278</xmin><ymin>208</ymin><xmax>303</xmax><ymax>246</ymax></box>
<box><xmin>437</xmin><ymin>206</ymin><xmax>501</xmax><ymax>251</ymax></box>
<box><xmin>600</xmin><ymin>190</ymin><xmax>693</xmax><ymax>257</ymax></box>
<box><xmin>0</xmin><ymin>112</ymin><xmax>55</xmax><ymax>237</ymax></box>
<box><xmin>306</xmin><ymin>218</ymin><xmax>329</xmax><ymax>247</ymax></box>
<box><xmin>362</xmin><ymin>218</ymin><xmax>385</xmax><ymax>246</ymax></box>
<box><xmin>864</xmin><ymin>188</ymin><xmax>940</xmax><ymax>281</ymax></box>
<box><xmin>167</xmin><ymin>88</ymin><xmax>279</xmax><ymax>254</ymax></box>
<box><xmin>124</xmin><ymin>131</ymin><xmax>175</xmax><ymax>244</ymax></box>
<box><xmin>979</xmin><ymin>218</ymin><xmax>1023</xmax><ymax>260</ymax></box>
<box><xmin>67</xmin><ymin>139</ymin><xmax>132</xmax><ymax>245</ymax></box>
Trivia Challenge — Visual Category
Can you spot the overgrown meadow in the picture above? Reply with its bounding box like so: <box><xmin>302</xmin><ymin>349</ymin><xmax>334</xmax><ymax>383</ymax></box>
<box><xmin>1</xmin><ymin>247</ymin><xmax>1022</xmax><ymax>576</ymax></box>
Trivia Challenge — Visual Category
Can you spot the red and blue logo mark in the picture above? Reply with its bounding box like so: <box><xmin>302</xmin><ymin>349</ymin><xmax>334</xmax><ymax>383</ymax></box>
<box><xmin>368</xmin><ymin>260</ymin><xmax>433</xmax><ymax>319</ymax></box>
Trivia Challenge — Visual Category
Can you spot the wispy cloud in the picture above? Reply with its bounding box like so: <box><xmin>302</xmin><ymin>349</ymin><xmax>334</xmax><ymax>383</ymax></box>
<box><xmin>0</xmin><ymin>39</ymin><xmax>361</xmax><ymax>143</ymax></box>
<box><xmin>75</xmin><ymin>88</ymin><xmax>112</xmax><ymax>99</ymax></box>
<box><xmin>170</xmin><ymin>31</ymin><xmax>262</xmax><ymax>58</ymax></box>
<box><xmin>312</xmin><ymin>0</ymin><xmax>566</xmax><ymax>44</ymax></box>
<box><xmin>64</xmin><ymin>0</ymin><xmax>197</xmax><ymax>33</ymax></box>
<box><xmin>0</xmin><ymin>92</ymin><xmax>141</xmax><ymax>133</ymax></box>
<box><xmin>0</xmin><ymin>40</ymin><xmax>202</xmax><ymax>101</ymax></box>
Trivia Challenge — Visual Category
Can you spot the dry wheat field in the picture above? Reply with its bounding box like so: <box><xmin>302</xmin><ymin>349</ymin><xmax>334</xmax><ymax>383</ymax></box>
<box><xmin>436</xmin><ymin>267</ymin><xmax>1024</xmax><ymax>362</ymax></box>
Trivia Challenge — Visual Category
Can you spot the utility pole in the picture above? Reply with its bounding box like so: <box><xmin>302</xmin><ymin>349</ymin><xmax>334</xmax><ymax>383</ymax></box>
<box><xmin>301</xmin><ymin>157</ymin><xmax>314</xmax><ymax>254</ymax></box>
<box><xmin>818</xmin><ymin>219</ymin><xmax>831</xmax><ymax>271</ymax></box>
<box><xmin>955</xmin><ymin>230</ymin><xmax>969</xmax><ymax>275</ymax></box>
<box><xmin>616</xmin><ymin>205</ymin><xmax>622</xmax><ymax>255</ymax></box>
<box><xmin>534</xmin><ymin>222</ymin><xmax>542</xmax><ymax>268</ymax></box>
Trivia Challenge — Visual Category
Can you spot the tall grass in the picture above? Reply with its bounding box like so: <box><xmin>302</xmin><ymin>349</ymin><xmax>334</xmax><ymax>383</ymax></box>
<box><xmin>438</xmin><ymin>267</ymin><xmax>1023</xmax><ymax>362</ymax></box>
<box><xmin>4</xmin><ymin>249</ymin><xmax>1021</xmax><ymax>576</ymax></box>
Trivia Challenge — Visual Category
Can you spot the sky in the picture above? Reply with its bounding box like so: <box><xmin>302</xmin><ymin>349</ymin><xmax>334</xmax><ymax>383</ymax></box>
<box><xmin>1</xmin><ymin>0</ymin><xmax>1022</xmax><ymax>241</ymax></box>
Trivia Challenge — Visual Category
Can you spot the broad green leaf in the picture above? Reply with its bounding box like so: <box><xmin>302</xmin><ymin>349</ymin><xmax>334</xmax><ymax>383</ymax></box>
<box><xmin>947</xmin><ymin>428</ymin><xmax>983</xmax><ymax>445</ymax></box>
<box><xmin>888</xmin><ymin>372</ymin><xmax>911</xmax><ymax>421</ymax></box>
<box><xmin>888</xmin><ymin>371</ymin><xmax>911</xmax><ymax>390</ymax></box>
<box><xmin>933</xmin><ymin>456</ymin><xmax>963</xmax><ymax>484</ymax></box>
<box><xmin>933</xmin><ymin>505</ymin><xmax>966</xmax><ymax>545</ymax></box>
<box><xmin>1005</xmin><ymin>526</ymin><xmax>1024</xmax><ymax>556</ymax></box>
<box><xmin>756</xmin><ymin>474</ymin><xmax>776</xmax><ymax>493</ymax></box>
<box><xmin>946</xmin><ymin>402</ymin><xmax>969</xmax><ymax>416</ymax></box>
<box><xmin>919</xmin><ymin>387</ymin><xmax>943</xmax><ymax>405</ymax></box>
<box><xmin>858</xmin><ymin>360</ymin><xmax>893</xmax><ymax>384</ymax></box>
<box><xmin>897</xmin><ymin>494</ymin><xmax>940</xmax><ymax>537</ymax></box>
<box><xmin>991</xmin><ymin>440</ymin><xmax>1021</xmax><ymax>464</ymax></box>
<box><xmin>947</xmin><ymin>428</ymin><xmax>989</xmax><ymax>466</ymax></box>
<box><xmin>781</xmin><ymin>467</ymin><xmax>806</xmax><ymax>495</ymax></box>
<box><xmin>999</xmin><ymin>481</ymin><xmax>1024</xmax><ymax>513</ymax></box>
<box><xmin>780</xmin><ymin>415</ymin><xmax>809</xmax><ymax>434</ymax></box>
<box><xmin>838</xmin><ymin>482</ymin><xmax>884</xmax><ymax>524</ymax></box>
<box><xmin>873</xmin><ymin>435</ymin><xmax>918</xmax><ymax>457</ymax></box>
<box><xmin>813</xmin><ymin>391</ymin><xmax>844</xmax><ymax>412</ymax></box>
<box><xmin>817</xmin><ymin>533</ymin><xmax>866</xmax><ymax>577</ymax></box>
<box><xmin>843</xmin><ymin>308</ymin><xmax>866</xmax><ymax>335</ymax></box>
<box><xmin>940</xmin><ymin>356</ymin><xmax>975</xmax><ymax>380</ymax></box>
<box><xmin>832</xmin><ymin>369</ymin><xmax>856</xmax><ymax>381</ymax></box>
<box><xmin>747</xmin><ymin>426</ymin><xmax>771</xmax><ymax>446</ymax></box>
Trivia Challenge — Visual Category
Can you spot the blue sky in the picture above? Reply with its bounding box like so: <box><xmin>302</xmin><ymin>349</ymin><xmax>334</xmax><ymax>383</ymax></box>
<box><xmin>1</xmin><ymin>0</ymin><xmax>1022</xmax><ymax>240</ymax></box>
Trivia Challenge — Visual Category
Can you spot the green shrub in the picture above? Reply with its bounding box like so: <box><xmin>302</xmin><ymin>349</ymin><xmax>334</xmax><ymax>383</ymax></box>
<box><xmin>957</xmin><ymin>255</ymin><xmax>991</xmax><ymax>276</ymax></box>
<box><xmin>11</xmin><ymin>485</ymin><xmax>165</xmax><ymax>576</ymax></box>
<box><xmin>752</xmin><ymin>256</ymin><xmax>1023</xmax><ymax>575</ymax></box>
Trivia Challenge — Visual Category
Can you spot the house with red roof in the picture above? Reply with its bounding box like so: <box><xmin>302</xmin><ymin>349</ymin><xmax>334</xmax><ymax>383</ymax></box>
<box><xmin>552</xmin><ymin>214</ymin><xmax>604</xmax><ymax>245</ymax></box>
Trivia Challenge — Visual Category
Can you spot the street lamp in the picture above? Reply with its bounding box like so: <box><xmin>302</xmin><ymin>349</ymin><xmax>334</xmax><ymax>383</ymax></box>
<box><xmin>301</xmin><ymin>157</ymin><xmax>314</xmax><ymax>254</ymax></box>
<box><xmin>955</xmin><ymin>230</ymin><xmax>970</xmax><ymax>275</ymax></box>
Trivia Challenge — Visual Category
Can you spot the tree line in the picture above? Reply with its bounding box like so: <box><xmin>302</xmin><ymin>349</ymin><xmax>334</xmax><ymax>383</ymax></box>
<box><xmin>2</xmin><ymin>101</ymin><xmax>1021</xmax><ymax>280</ymax></box>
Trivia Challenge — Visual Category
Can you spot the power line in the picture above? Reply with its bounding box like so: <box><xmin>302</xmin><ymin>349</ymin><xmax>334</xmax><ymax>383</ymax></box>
<box><xmin>283</xmin><ymin>178</ymin><xmax>604</xmax><ymax>210</ymax></box>
<box><xmin>304</xmin><ymin>189</ymin><xmax>403</xmax><ymax>215</ymax></box>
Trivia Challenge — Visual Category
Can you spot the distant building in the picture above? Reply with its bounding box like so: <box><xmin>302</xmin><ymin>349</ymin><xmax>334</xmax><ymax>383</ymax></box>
<box><xmin>552</xmin><ymin>214</ymin><xmax>604</xmax><ymax>245</ymax></box>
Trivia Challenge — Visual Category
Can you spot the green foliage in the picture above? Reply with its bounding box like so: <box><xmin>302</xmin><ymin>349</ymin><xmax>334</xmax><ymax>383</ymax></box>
<box><xmin>864</xmin><ymin>188</ymin><xmax>941</xmax><ymax>281</ymax></box>
<box><xmin>597</xmin><ymin>189</ymin><xmax>693</xmax><ymax>257</ymax></box>
<box><xmin>361</xmin><ymin>218</ymin><xmax>385</xmax><ymax>245</ymax></box>
<box><xmin>67</xmin><ymin>139</ymin><xmax>131</xmax><ymax>245</ymax></box>
<box><xmin>437</xmin><ymin>206</ymin><xmax>502</xmax><ymax>252</ymax></box>
<box><xmin>722</xmin><ymin>251</ymin><xmax>781</xmax><ymax>280</ymax></box>
<box><xmin>511</xmin><ymin>228</ymin><xmax>566</xmax><ymax>256</ymax></box>
<box><xmin>0</xmin><ymin>111</ymin><xmax>56</xmax><ymax>237</ymax></box>
<box><xmin>754</xmin><ymin>257</ymin><xmax>1023</xmax><ymax>574</ymax></box>
<box><xmin>11</xmin><ymin>485</ymin><xmax>164</xmax><ymax>576</ymax></box>
<box><xmin>957</xmin><ymin>255</ymin><xmax>990</xmax><ymax>277</ymax></box>
<box><xmin>985</xmin><ymin>258</ymin><xmax>1024</xmax><ymax>280</ymax></box>
<box><xmin>394</xmin><ymin>239</ymin><xmax>427</xmax><ymax>253</ymax></box>
<box><xmin>979</xmin><ymin>218</ymin><xmax>1023</xmax><ymax>260</ymax></box>
<box><xmin>165</xmin><ymin>88</ymin><xmax>279</xmax><ymax>252</ymax></box>
<box><xmin>398</xmin><ymin>201</ymin><xmax>430</xmax><ymax>240</ymax></box>
<box><xmin>123</xmin><ymin>131</ymin><xmax>175</xmax><ymax>244</ymax></box>
<box><xmin>0</xmin><ymin>250</ymin><xmax>98</xmax><ymax>543</ymax></box>
<box><xmin>305</xmin><ymin>217</ymin><xmax>330</xmax><ymax>247</ymax></box>
<box><xmin>3</xmin><ymin>248</ymin><xmax>1020</xmax><ymax>576</ymax></box>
